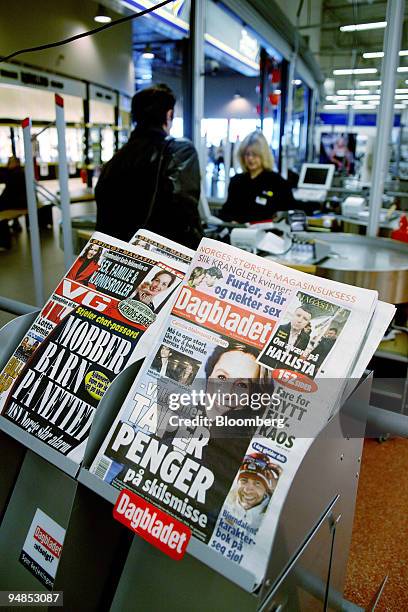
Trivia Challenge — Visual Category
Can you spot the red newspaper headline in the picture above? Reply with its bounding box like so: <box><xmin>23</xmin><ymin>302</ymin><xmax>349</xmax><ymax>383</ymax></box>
<box><xmin>113</xmin><ymin>490</ymin><xmax>191</xmax><ymax>561</ymax></box>
<box><xmin>54</xmin><ymin>279</ymin><xmax>146</xmax><ymax>328</ymax></box>
<box><xmin>173</xmin><ymin>286</ymin><xmax>274</xmax><ymax>349</ymax></box>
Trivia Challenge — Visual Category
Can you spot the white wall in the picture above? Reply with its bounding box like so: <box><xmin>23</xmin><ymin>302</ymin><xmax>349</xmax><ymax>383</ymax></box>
<box><xmin>204</xmin><ymin>76</ymin><xmax>258</xmax><ymax>119</ymax></box>
<box><xmin>0</xmin><ymin>0</ymin><xmax>133</xmax><ymax>94</ymax></box>
<box><xmin>274</xmin><ymin>0</ymin><xmax>322</xmax><ymax>57</ymax></box>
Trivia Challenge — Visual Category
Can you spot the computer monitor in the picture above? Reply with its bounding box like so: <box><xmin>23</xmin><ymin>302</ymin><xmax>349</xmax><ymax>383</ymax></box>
<box><xmin>297</xmin><ymin>163</ymin><xmax>335</xmax><ymax>190</ymax></box>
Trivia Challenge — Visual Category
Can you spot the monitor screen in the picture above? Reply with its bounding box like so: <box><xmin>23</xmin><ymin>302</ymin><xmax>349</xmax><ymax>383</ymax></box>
<box><xmin>303</xmin><ymin>167</ymin><xmax>330</xmax><ymax>186</ymax></box>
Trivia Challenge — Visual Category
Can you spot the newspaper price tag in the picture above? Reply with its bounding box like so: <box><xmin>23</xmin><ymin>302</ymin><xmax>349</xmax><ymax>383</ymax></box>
<box><xmin>113</xmin><ymin>490</ymin><xmax>191</xmax><ymax>560</ymax></box>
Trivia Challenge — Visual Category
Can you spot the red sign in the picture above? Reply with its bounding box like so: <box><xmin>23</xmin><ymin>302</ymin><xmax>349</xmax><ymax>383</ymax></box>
<box><xmin>113</xmin><ymin>490</ymin><xmax>191</xmax><ymax>561</ymax></box>
<box><xmin>272</xmin><ymin>369</ymin><xmax>318</xmax><ymax>393</ymax></box>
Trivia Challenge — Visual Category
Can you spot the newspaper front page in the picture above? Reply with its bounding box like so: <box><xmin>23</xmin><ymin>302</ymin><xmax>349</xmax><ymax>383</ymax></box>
<box><xmin>0</xmin><ymin>232</ymin><xmax>187</xmax><ymax>463</ymax></box>
<box><xmin>90</xmin><ymin>237</ymin><xmax>391</xmax><ymax>582</ymax></box>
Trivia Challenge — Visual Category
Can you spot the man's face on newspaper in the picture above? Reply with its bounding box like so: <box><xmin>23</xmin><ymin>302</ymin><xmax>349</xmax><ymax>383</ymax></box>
<box><xmin>292</xmin><ymin>307</ymin><xmax>312</xmax><ymax>331</ymax></box>
<box><xmin>237</xmin><ymin>475</ymin><xmax>267</xmax><ymax>510</ymax></box>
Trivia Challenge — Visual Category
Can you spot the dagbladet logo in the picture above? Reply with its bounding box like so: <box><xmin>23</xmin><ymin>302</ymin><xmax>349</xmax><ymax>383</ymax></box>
<box><xmin>113</xmin><ymin>490</ymin><xmax>191</xmax><ymax>560</ymax></box>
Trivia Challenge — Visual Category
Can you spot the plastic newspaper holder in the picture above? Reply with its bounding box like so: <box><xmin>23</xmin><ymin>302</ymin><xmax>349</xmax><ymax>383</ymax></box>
<box><xmin>78</xmin><ymin>368</ymin><xmax>371</xmax><ymax>610</ymax></box>
<box><xmin>0</xmin><ymin>313</ymin><xmax>371</xmax><ymax>609</ymax></box>
<box><xmin>0</xmin><ymin>312</ymin><xmax>81</xmax><ymax>478</ymax></box>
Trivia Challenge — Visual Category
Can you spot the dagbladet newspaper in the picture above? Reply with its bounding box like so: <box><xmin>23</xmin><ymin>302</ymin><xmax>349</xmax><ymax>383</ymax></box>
<box><xmin>90</xmin><ymin>237</ymin><xmax>395</xmax><ymax>584</ymax></box>
<box><xmin>0</xmin><ymin>232</ymin><xmax>188</xmax><ymax>463</ymax></box>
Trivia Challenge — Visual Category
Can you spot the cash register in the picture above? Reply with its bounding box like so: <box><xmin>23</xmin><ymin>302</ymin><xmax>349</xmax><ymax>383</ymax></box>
<box><xmin>293</xmin><ymin>163</ymin><xmax>335</xmax><ymax>204</ymax></box>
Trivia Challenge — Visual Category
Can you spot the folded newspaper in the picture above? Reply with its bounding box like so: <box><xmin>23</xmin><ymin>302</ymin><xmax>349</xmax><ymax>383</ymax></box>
<box><xmin>0</xmin><ymin>232</ymin><xmax>190</xmax><ymax>463</ymax></box>
<box><xmin>89</xmin><ymin>237</ymin><xmax>395</xmax><ymax>584</ymax></box>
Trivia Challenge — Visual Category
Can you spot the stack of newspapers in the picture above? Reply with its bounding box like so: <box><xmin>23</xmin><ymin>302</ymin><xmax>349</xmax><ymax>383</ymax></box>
<box><xmin>0</xmin><ymin>230</ymin><xmax>395</xmax><ymax>583</ymax></box>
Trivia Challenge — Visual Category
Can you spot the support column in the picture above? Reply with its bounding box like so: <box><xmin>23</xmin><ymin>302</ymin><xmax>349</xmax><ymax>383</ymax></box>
<box><xmin>259</xmin><ymin>47</ymin><xmax>267</xmax><ymax>131</ymax></box>
<box><xmin>281</xmin><ymin>53</ymin><xmax>296</xmax><ymax>179</ymax></box>
<box><xmin>367</xmin><ymin>0</ymin><xmax>405</xmax><ymax>237</ymax></box>
<box><xmin>189</xmin><ymin>0</ymin><xmax>205</xmax><ymax>152</ymax></box>
<box><xmin>55</xmin><ymin>94</ymin><xmax>74</xmax><ymax>270</ymax></box>
<box><xmin>22</xmin><ymin>118</ymin><xmax>44</xmax><ymax>307</ymax></box>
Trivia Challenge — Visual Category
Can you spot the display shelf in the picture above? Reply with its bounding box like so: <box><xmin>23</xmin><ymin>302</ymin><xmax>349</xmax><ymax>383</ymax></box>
<box><xmin>78</xmin><ymin>464</ymin><xmax>258</xmax><ymax>592</ymax></box>
<box><xmin>0</xmin><ymin>416</ymin><xmax>80</xmax><ymax>477</ymax></box>
<box><xmin>0</xmin><ymin>311</ymin><xmax>38</xmax><ymax>372</ymax></box>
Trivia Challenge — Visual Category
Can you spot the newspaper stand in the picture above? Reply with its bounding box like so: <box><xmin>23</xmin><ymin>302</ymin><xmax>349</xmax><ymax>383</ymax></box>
<box><xmin>0</xmin><ymin>312</ymin><xmax>370</xmax><ymax>610</ymax></box>
<box><xmin>0</xmin><ymin>312</ymin><xmax>39</xmax><ymax>519</ymax></box>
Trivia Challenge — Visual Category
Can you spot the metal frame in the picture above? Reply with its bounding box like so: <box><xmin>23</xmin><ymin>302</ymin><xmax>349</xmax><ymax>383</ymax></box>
<box><xmin>367</xmin><ymin>0</ymin><xmax>405</xmax><ymax>237</ymax></box>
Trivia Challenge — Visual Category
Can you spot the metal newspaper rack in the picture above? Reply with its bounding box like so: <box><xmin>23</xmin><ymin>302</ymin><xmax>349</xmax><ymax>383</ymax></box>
<box><xmin>0</xmin><ymin>311</ymin><xmax>370</xmax><ymax>610</ymax></box>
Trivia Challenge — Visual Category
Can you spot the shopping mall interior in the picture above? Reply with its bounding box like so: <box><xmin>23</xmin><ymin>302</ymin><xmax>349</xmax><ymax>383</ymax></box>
<box><xmin>0</xmin><ymin>1</ymin><xmax>407</xmax><ymax>610</ymax></box>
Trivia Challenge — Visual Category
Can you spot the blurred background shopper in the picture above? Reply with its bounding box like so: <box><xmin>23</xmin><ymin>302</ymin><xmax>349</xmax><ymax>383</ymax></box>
<box><xmin>95</xmin><ymin>84</ymin><xmax>202</xmax><ymax>248</ymax></box>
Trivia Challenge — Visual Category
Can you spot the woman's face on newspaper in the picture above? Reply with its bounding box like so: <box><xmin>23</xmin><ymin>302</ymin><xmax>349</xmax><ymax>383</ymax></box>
<box><xmin>86</xmin><ymin>244</ymin><xmax>99</xmax><ymax>259</ymax></box>
<box><xmin>207</xmin><ymin>350</ymin><xmax>260</xmax><ymax>415</ymax></box>
<box><xmin>150</xmin><ymin>273</ymin><xmax>173</xmax><ymax>295</ymax></box>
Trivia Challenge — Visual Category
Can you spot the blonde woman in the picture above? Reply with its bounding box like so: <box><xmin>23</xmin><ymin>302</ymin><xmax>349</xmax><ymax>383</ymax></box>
<box><xmin>220</xmin><ymin>131</ymin><xmax>295</xmax><ymax>223</ymax></box>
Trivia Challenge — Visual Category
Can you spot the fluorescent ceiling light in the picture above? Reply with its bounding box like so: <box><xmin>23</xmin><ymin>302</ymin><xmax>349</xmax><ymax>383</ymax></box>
<box><xmin>363</xmin><ymin>52</ymin><xmax>384</xmax><ymax>59</ymax></box>
<box><xmin>395</xmin><ymin>94</ymin><xmax>408</xmax><ymax>99</ymax></box>
<box><xmin>354</xmin><ymin>94</ymin><xmax>381</xmax><ymax>100</ymax></box>
<box><xmin>326</xmin><ymin>95</ymin><xmax>347</xmax><ymax>100</ymax></box>
<box><xmin>292</xmin><ymin>79</ymin><xmax>302</xmax><ymax>85</ymax></box>
<box><xmin>340</xmin><ymin>21</ymin><xmax>386</xmax><ymax>32</ymax></box>
<box><xmin>363</xmin><ymin>50</ymin><xmax>408</xmax><ymax>59</ymax></box>
<box><xmin>333</xmin><ymin>68</ymin><xmax>377</xmax><ymax>75</ymax></box>
<box><xmin>396</xmin><ymin>89</ymin><xmax>408</xmax><ymax>93</ymax></box>
<box><xmin>352</xmin><ymin>104</ymin><xmax>376</xmax><ymax>110</ymax></box>
<box><xmin>337</xmin><ymin>89</ymin><xmax>370</xmax><ymax>95</ymax></box>
<box><xmin>397</xmin><ymin>67</ymin><xmax>408</xmax><ymax>72</ymax></box>
<box><xmin>323</xmin><ymin>104</ymin><xmax>346</xmax><ymax>109</ymax></box>
<box><xmin>359</xmin><ymin>80</ymin><xmax>382</xmax><ymax>86</ymax></box>
<box><xmin>395</xmin><ymin>104</ymin><xmax>407</xmax><ymax>109</ymax></box>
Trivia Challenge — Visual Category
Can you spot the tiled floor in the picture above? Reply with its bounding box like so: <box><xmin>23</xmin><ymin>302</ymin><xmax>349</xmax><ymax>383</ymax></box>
<box><xmin>0</xmin><ymin>204</ymin><xmax>91</xmax><ymax>328</ymax></box>
<box><xmin>0</xmin><ymin>217</ymin><xmax>407</xmax><ymax>609</ymax></box>
<box><xmin>344</xmin><ymin>437</ymin><xmax>408</xmax><ymax>610</ymax></box>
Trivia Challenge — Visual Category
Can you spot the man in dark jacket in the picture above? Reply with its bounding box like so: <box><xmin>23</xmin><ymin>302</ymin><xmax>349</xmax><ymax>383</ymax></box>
<box><xmin>95</xmin><ymin>84</ymin><xmax>202</xmax><ymax>248</ymax></box>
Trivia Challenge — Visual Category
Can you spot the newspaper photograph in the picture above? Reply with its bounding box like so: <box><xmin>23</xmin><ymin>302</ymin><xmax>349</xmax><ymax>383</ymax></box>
<box><xmin>130</xmin><ymin>229</ymin><xmax>194</xmax><ymax>265</ymax></box>
<box><xmin>0</xmin><ymin>232</ymin><xmax>187</xmax><ymax>462</ymax></box>
<box><xmin>90</xmin><ymin>237</ymin><xmax>391</xmax><ymax>583</ymax></box>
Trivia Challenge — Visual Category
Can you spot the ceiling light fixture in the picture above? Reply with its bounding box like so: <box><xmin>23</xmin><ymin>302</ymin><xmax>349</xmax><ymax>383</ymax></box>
<box><xmin>354</xmin><ymin>94</ymin><xmax>381</xmax><ymax>100</ymax></box>
<box><xmin>352</xmin><ymin>104</ymin><xmax>377</xmax><ymax>110</ymax></box>
<box><xmin>142</xmin><ymin>45</ymin><xmax>155</xmax><ymax>59</ymax></box>
<box><xmin>397</xmin><ymin>67</ymin><xmax>408</xmax><ymax>72</ymax></box>
<box><xmin>292</xmin><ymin>79</ymin><xmax>302</xmax><ymax>85</ymax></box>
<box><xmin>94</xmin><ymin>4</ymin><xmax>111</xmax><ymax>23</ymax></box>
<box><xmin>337</xmin><ymin>89</ymin><xmax>370</xmax><ymax>95</ymax></box>
<box><xmin>340</xmin><ymin>21</ymin><xmax>387</xmax><ymax>32</ymax></box>
<box><xmin>359</xmin><ymin>80</ymin><xmax>382</xmax><ymax>86</ymax></box>
<box><xmin>394</xmin><ymin>103</ymin><xmax>407</xmax><ymax>109</ymax></box>
<box><xmin>333</xmin><ymin>68</ymin><xmax>377</xmax><ymax>75</ymax></box>
<box><xmin>363</xmin><ymin>50</ymin><xmax>408</xmax><ymax>59</ymax></box>
<box><xmin>396</xmin><ymin>89</ymin><xmax>408</xmax><ymax>93</ymax></box>
<box><xmin>323</xmin><ymin>104</ymin><xmax>347</xmax><ymax>110</ymax></box>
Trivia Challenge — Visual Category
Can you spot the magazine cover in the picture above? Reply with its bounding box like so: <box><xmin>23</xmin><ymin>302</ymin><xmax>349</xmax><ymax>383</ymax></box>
<box><xmin>0</xmin><ymin>232</ymin><xmax>187</xmax><ymax>463</ymax></box>
<box><xmin>130</xmin><ymin>229</ymin><xmax>194</xmax><ymax>265</ymax></box>
<box><xmin>90</xmin><ymin>237</ymin><xmax>390</xmax><ymax>582</ymax></box>
<box><xmin>258</xmin><ymin>290</ymin><xmax>351</xmax><ymax>378</ymax></box>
